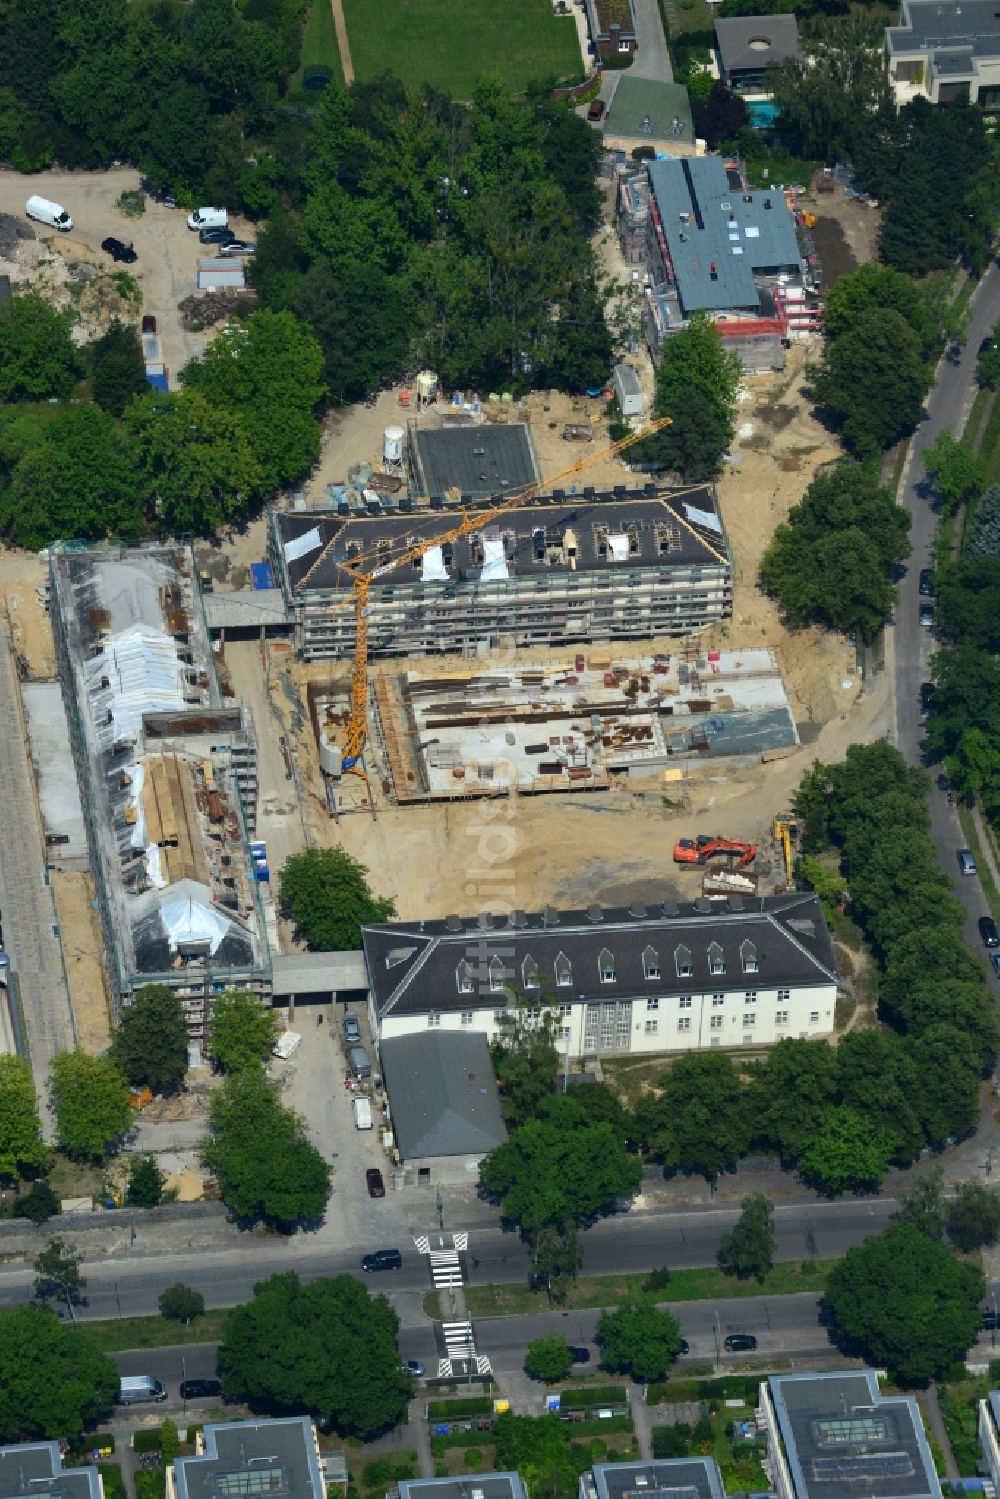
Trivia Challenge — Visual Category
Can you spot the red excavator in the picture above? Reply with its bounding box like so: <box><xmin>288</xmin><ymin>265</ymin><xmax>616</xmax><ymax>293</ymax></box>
<box><xmin>673</xmin><ymin>835</ymin><xmax>758</xmax><ymax>870</ymax></box>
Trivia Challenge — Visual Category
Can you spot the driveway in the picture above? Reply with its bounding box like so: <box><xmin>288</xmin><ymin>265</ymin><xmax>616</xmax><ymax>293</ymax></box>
<box><xmin>630</xmin><ymin>0</ymin><xmax>673</xmax><ymax>81</ymax></box>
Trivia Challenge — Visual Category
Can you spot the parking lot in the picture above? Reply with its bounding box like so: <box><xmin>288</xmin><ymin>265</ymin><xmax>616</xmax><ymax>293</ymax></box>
<box><xmin>0</xmin><ymin>166</ymin><xmax>256</xmax><ymax>380</ymax></box>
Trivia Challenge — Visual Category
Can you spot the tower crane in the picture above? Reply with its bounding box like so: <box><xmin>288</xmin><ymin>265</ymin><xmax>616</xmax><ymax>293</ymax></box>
<box><xmin>331</xmin><ymin>415</ymin><xmax>682</xmax><ymax>775</ymax></box>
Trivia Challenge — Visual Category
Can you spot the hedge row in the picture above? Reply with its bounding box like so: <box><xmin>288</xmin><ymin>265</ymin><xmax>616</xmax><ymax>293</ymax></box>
<box><xmin>427</xmin><ymin>1396</ymin><xmax>494</xmax><ymax>1419</ymax></box>
<box><xmin>559</xmin><ymin>1385</ymin><xmax>629</xmax><ymax>1409</ymax></box>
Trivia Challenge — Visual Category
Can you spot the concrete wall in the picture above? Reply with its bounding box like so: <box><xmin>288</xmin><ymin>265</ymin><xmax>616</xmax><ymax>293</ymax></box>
<box><xmin>0</xmin><ymin>1200</ymin><xmax>236</xmax><ymax>1262</ymax></box>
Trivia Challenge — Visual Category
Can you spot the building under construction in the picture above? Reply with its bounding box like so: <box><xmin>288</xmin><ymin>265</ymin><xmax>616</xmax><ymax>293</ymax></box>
<box><xmin>271</xmin><ymin>483</ymin><xmax>733</xmax><ymax>663</ymax></box>
<box><xmin>49</xmin><ymin>544</ymin><xmax>269</xmax><ymax>1034</ymax></box>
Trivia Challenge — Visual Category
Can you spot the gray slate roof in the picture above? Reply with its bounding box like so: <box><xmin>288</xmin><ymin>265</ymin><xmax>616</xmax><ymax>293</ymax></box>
<box><xmin>0</xmin><ymin>1444</ymin><xmax>101</xmax><ymax>1499</ymax></box>
<box><xmin>380</xmin><ymin>1031</ymin><xmax>507</xmax><ymax>1159</ymax></box>
<box><xmin>715</xmin><ymin>13</ymin><xmax>800</xmax><ymax>72</ymax></box>
<box><xmin>275</xmin><ymin>484</ymin><xmax>728</xmax><ymax>594</ymax></box>
<box><xmin>364</xmin><ymin>893</ymin><xmax>837</xmax><ymax>1020</ymax></box>
<box><xmin>887</xmin><ymin>0</ymin><xmax>1000</xmax><ymax>60</ymax></box>
<box><xmin>647</xmin><ymin>156</ymin><xmax>802</xmax><ymax>314</ymax></box>
<box><xmin>412</xmin><ymin>424</ymin><xmax>538</xmax><ymax>500</ymax></box>
<box><xmin>173</xmin><ymin>1419</ymin><xmax>324</xmax><ymax>1499</ymax></box>
<box><xmin>768</xmin><ymin>1372</ymin><xmax>941</xmax><ymax>1499</ymax></box>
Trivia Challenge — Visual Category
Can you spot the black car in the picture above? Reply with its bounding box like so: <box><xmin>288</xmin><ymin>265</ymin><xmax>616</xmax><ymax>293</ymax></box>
<box><xmin>101</xmin><ymin>236</ymin><xmax>137</xmax><ymax>264</ymax></box>
<box><xmin>568</xmin><ymin>1346</ymin><xmax>591</xmax><ymax>1364</ymax></box>
<box><xmin>983</xmin><ymin>1308</ymin><xmax>1000</xmax><ymax>1330</ymax></box>
<box><xmin>199</xmin><ymin>226</ymin><xmax>235</xmax><ymax>245</ymax></box>
<box><xmin>366</xmin><ymin>1166</ymin><xmax>386</xmax><ymax>1198</ymax></box>
<box><xmin>979</xmin><ymin>916</ymin><xmax>1000</xmax><ymax>948</ymax></box>
<box><xmin>920</xmin><ymin>681</ymin><xmax>935</xmax><ymax>716</ymax></box>
<box><xmin>724</xmin><ymin>1333</ymin><xmax>758</xmax><ymax>1352</ymax></box>
<box><xmin>919</xmin><ymin>568</ymin><xmax>935</xmax><ymax>597</ymax></box>
<box><xmin>179</xmin><ymin>1378</ymin><xmax>222</xmax><ymax>1401</ymax></box>
<box><xmin>678</xmin><ymin>1340</ymin><xmax>690</xmax><ymax>1356</ymax></box>
<box><xmin>919</xmin><ymin>601</ymin><xmax>935</xmax><ymax>628</ymax></box>
<box><xmin>362</xmin><ymin>1249</ymin><xmax>402</xmax><ymax>1272</ymax></box>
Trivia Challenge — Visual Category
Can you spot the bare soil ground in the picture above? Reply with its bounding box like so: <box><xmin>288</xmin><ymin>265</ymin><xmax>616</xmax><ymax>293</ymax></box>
<box><xmin>51</xmin><ymin>870</ymin><xmax>111</xmax><ymax>1052</ymax></box>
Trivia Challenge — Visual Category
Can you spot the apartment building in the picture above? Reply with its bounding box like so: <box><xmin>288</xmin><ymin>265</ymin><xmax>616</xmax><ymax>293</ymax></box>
<box><xmin>887</xmin><ymin>0</ymin><xmax>1000</xmax><ymax>107</ymax></box>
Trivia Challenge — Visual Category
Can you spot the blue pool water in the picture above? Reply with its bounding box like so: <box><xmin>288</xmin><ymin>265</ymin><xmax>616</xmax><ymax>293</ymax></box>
<box><xmin>746</xmin><ymin>99</ymin><xmax>780</xmax><ymax>128</ymax></box>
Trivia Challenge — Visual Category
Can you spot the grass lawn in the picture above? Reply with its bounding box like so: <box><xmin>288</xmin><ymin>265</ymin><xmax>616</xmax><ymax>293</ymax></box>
<box><xmin>978</xmin><ymin>387</ymin><xmax>1000</xmax><ymax>489</ymax></box>
<box><xmin>292</xmin><ymin>0</ymin><xmax>344</xmax><ymax>91</ymax></box>
<box><xmin>85</xmin><ymin>1311</ymin><xmax>229</xmax><ymax>1353</ymax></box>
<box><xmin>341</xmin><ymin>0</ymin><xmax>584</xmax><ymax>96</ymax></box>
<box><xmin>450</xmin><ymin>1258</ymin><xmax>833</xmax><ymax>1319</ymax></box>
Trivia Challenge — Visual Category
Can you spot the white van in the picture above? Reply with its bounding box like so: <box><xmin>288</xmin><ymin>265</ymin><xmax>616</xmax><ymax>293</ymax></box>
<box><xmin>353</xmin><ymin>1096</ymin><xmax>373</xmax><ymax>1130</ymax></box>
<box><xmin>187</xmin><ymin>207</ymin><xmax>228</xmax><ymax>230</ymax></box>
<box><xmin>272</xmin><ymin>1029</ymin><xmax>302</xmax><ymax>1060</ymax></box>
<box><xmin>25</xmin><ymin>196</ymin><xmax>73</xmax><ymax>232</ymax></box>
<box><xmin>118</xmin><ymin>1375</ymin><xmax>166</xmax><ymax>1405</ymax></box>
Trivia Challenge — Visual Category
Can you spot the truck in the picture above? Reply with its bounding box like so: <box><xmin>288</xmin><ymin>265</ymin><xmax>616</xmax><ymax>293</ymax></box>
<box><xmin>25</xmin><ymin>195</ymin><xmax>73</xmax><ymax>232</ymax></box>
<box><xmin>353</xmin><ymin>1096</ymin><xmax>373</xmax><ymax>1130</ymax></box>
<box><xmin>118</xmin><ymin>1375</ymin><xmax>167</xmax><ymax>1405</ymax></box>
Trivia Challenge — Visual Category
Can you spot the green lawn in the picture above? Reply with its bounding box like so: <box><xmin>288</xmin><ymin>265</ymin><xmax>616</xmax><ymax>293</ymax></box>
<box><xmin>85</xmin><ymin>1311</ymin><xmax>229</xmax><ymax>1353</ymax></box>
<box><xmin>292</xmin><ymin>0</ymin><xmax>344</xmax><ymax>91</ymax></box>
<box><xmin>341</xmin><ymin>0</ymin><xmax>584</xmax><ymax>96</ymax></box>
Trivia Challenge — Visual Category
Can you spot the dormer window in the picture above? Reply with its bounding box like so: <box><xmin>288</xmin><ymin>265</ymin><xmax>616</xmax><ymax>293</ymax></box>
<box><xmin>599</xmin><ymin>947</ymin><xmax>616</xmax><ymax>984</ymax></box>
<box><xmin>456</xmin><ymin>960</ymin><xmax>475</xmax><ymax>995</ymax></box>
<box><xmin>522</xmin><ymin>955</ymin><xmax>540</xmax><ymax>990</ymax></box>
<box><xmin>674</xmin><ymin>944</ymin><xmax>693</xmax><ymax>979</ymax></box>
<box><xmin>554</xmin><ymin>951</ymin><xmax>572</xmax><ymax>988</ymax></box>
<box><xmin>708</xmin><ymin>941</ymin><xmax>725</xmax><ymax>977</ymax></box>
<box><xmin>642</xmin><ymin>945</ymin><xmax>660</xmax><ymax>980</ymax></box>
<box><xmin>489</xmin><ymin>955</ymin><xmax>508</xmax><ymax>992</ymax></box>
<box><xmin>741</xmin><ymin>939</ymin><xmax>758</xmax><ymax>975</ymax></box>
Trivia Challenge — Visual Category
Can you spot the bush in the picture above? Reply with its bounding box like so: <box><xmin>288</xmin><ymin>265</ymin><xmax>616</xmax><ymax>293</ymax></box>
<box><xmin>99</xmin><ymin>1468</ymin><xmax>125</xmax><ymax>1499</ymax></box>
<box><xmin>117</xmin><ymin>190</ymin><xmax>145</xmax><ymax>218</ymax></box>
<box><xmin>159</xmin><ymin>1284</ymin><xmax>205</xmax><ymax>1323</ymax></box>
<box><xmin>559</xmin><ymin>1385</ymin><xmax>629</xmax><ymax>1409</ymax></box>
<box><xmin>14</xmin><ymin>1181</ymin><xmax>60</xmax><ymax>1223</ymax></box>
<box><xmin>652</xmin><ymin>1424</ymin><xmax>692</xmax><ymax>1459</ymax></box>
<box><xmin>132</xmin><ymin>1431</ymin><xmax>164</xmax><ymax>1454</ymax></box>
<box><xmin>185</xmin><ymin>1427</ymin><xmax>202</xmax><ymax>1446</ymax></box>
<box><xmin>643</xmin><ymin>1266</ymin><xmax>672</xmax><ymax>1293</ymax></box>
<box><xmin>427</xmin><ymin>1397</ymin><xmax>494</xmax><ymax>1419</ymax></box>
<box><xmin>361</xmin><ymin>1459</ymin><xmax>416</xmax><ymax>1488</ymax></box>
<box><xmin>134</xmin><ymin>1472</ymin><xmax>165</xmax><ymax>1499</ymax></box>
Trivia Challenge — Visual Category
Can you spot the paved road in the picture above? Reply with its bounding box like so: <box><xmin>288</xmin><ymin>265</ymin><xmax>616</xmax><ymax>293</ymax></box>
<box><xmin>893</xmin><ymin>263</ymin><xmax>1000</xmax><ymax>977</ymax></box>
<box><xmin>0</xmin><ymin>619</ymin><xmax>75</xmax><ymax>1128</ymax></box>
<box><xmin>630</xmin><ymin>0</ymin><xmax>673</xmax><ymax>82</ymax></box>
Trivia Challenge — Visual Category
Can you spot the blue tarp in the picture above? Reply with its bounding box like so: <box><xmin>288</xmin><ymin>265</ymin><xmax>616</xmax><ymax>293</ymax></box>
<box><xmin>251</xmin><ymin>562</ymin><xmax>276</xmax><ymax>590</ymax></box>
<box><xmin>145</xmin><ymin>372</ymin><xmax>169</xmax><ymax>392</ymax></box>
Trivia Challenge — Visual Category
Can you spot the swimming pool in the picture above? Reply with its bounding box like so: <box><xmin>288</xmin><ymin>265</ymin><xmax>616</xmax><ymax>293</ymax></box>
<box><xmin>746</xmin><ymin>99</ymin><xmax>780</xmax><ymax>128</ymax></box>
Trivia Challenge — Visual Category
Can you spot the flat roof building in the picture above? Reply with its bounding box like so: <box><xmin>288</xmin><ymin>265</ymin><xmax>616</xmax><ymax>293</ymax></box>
<box><xmin>411</xmin><ymin>423</ymin><xmax>538</xmax><ymax>501</ymax></box>
<box><xmin>49</xmin><ymin>544</ymin><xmax>269</xmax><ymax>1030</ymax></box>
<box><xmin>583</xmin><ymin>1459</ymin><xmax>726</xmax><ymax>1499</ymax></box>
<box><xmin>603</xmin><ymin>78</ymin><xmax>696</xmax><ymax>155</ymax></box>
<box><xmin>169</xmin><ymin>1419</ymin><xmax>325</xmax><ymax>1499</ymax></box>
<box><xmin>759</xmin><ymin>1371</ymin><xmax>941</xmax><ymax>1499</ymax></box>
<box><xmin>380</xmin><ymin>1031</ymin><xmax>507</xmax><ymax>1181</ymax></box>
<box><xmin>977</xmin><ymin>1389</ymin><xmax>1000</xmax><ymax>1492</ymax></box>
<box><xmin>887</xmin><ymin>0</ymin><xmax>1000</xmax><ymax>106</ymax></box>
<box><xmin>715</xmin><ymin>15</ymin><xmax>800</xmax><ymax>93</ymax></box>
<box><xmin>271</xmin><ymin>484</ymin><xmax>732</xmax><ymax>662</ymax></box>
<box><xmin>364</xmin><ymin>892</ymin><xmax>838</xmax><ymax>1057</ymax></box>
<box><xmin>398</xmin><ymin>1477</ymin><xmax>527</xmax><ymax>1499</ymax></box>
<box><xmin>0</xmin><ymin>1443</ymin><xmax>103</xmax><ymax>1499</ymax></box>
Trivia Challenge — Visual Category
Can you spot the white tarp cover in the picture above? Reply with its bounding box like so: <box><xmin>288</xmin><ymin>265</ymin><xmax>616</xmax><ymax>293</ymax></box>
<box><xmin>684</xmin><ymin>504</ymin><xmax>722</xmax><ymax>534</ymax></box>
<box><xmin>159</xmin><ymin>890</ymin><xmax>230</xmax><ymax>955</ymax></box>
<box><xmin>125</xmin><ymin>762</ymin><xmax>146</xmax><ymax>849</ymax></box>
<box><xmin>608</xmin><ymin>533</ymin><xmax>628</xmax><ymax>562</ymax></box>
<box><xmin>88</xmin><ymin>623</ymin><xmax>187</xmax><ymax>744</ymax></box>
<box><xmin>480</xmin><ymin>533</ymin><xmax>509</xmax><ymax>582</ymax></box>
<box><xmin>145</xmin><ymin>843</ymin><xmax>166</xmax><ymax>888</ymax></box>
<box><xmin>282</xmin><ymin>527</ymin><xmax>322</xmax><ymax>564</ymax></box>
<box><xmin>422</xmin><ymin>545</ymin><xmax>449</xmax><ymax>582</ymax></box>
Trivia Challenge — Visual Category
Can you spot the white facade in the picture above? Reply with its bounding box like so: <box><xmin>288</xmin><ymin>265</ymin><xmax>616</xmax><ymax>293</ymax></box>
<box><xmin>979</xmin><ymin>1394</ymin><xmax>1000</xmax><ymax>1494</ymax></box>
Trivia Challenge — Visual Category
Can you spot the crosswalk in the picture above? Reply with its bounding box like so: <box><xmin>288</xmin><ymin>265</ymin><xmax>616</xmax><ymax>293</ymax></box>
<box><xmin>429</xmin><ymin>1250</ymin><xmax>463</xmax><ymax>1288</ymax></box>
<box><xmin>416</xmin><ymin>1230</ymin><xmax>492</xmax><ymax>1378</ymax></box>
<box><xmin>438</xmin><ymin>1322</ymin><xmax>491</xmax><ymax>1378</ymax></box>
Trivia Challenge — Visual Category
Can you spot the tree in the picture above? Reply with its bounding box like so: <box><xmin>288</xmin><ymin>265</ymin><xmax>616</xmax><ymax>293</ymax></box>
<box><xmin>947</xmin><ymin>1181</ymin><xmax>1000</xmax><ymax>1252</ymax></box>
<box><xmin>112</xmin><ymin>984</ymin><xmax>189</xmax><ymax>1096</ymax></box>
<box><xmin>810</xmin><ymin>308</ymin><xmax>929</xmax><ymax>456</ymax></box>
<box><xmin>898</xmin><ymin>1166</ymin><xmax>946</xmax><ymax>1241</ymax></box>
<box><xmin>202</xmin><ymin>1070</ymin><xmax>331</xmax><ymax>1229</ymax></box>
<box><xmin>768</xmin><ymin>15</ymin><xmax>892</xmax><ymax>163</ymax></box>
<box><xmin>824</xmin><ymin>1221</ymin><xmax>983</xmax><ymax>1383</ymax></box>
<box><xmin>208</xmin><ymin>990</ymin><xmax>276</xmax><ymax>1074</ymax></box>
<box><xmin>14</xmin><ymin>1180</ymin><xmax>59</xmax><ymax>1223</ymax></box>
<box><xmin>836</xmin><ymin>1031</ymin><xmax>922</xmax><ymax>1166</ymax></box>
<box><xmin>278</xmin><ymin>846</ymin><xmax>396</xmax><ymax>951</ymax></box>
<box><xmin>33</xmin><ymin>1237</ymin><xmax>85</xmax><ymax>1319</ymax></box>
<box><xmin>746</xmin><ymin>1039</ymin><xmax>838</xmax><ymax>1161</ymax></box>
<box><xmin>596</xmin><ymin>1295</ymin><xmax>683</xmax><ymax>1381</ymax></box>
<box><xmin>964</xmin><ymin>485</ymin><xmax>1000</xmax><ymax>557</ymax></box>
<box><xmin>48</xmin><ymin>1050</ymin><xmax>130</xmax><ymax>1163</ymax></box>
<box><xmin>638</xmin><ymin>313</ymin><xmax>741</xmax><ymax>480</ymax></box>
<box><xmin>636</xmin><ymin>1052</ymin><xmax>749</xmax><ymax>1179</ymax></box>
<box><xmin>0</xmin><ymin>1054</ymin><xmax>47</xmax><ymax>1181</ymax></box>
<box><xmin>0</xmin><ymin>291</ymin><xmax>76</xmax><ymax>401</ymax></box>
<box><xmin>89</xmin><ymin>320</ymin><xmax>147</xmax><ymax>417</ymax></box>
<box><xmin>799</xmin><ymin>1105</ymin><xmax>897</xmax><ymax>1194</ymax></box>
<box><xmin>530</xmin><ymin>1221</ymin><xmax>582</xmax><ymax>1302</ymax></box>
<box><xmin>692</xmin><ymin>83</ymin><xmax>748</xmax><ymax>149</ymax></box>
<box><xmin>160</xmin><ymin>1416</ymin><xmax>181</xmax><ymax>1465</ymax></box>
<box><xmin>159</xmin><ymin>1283</ymin><xmax>206</xmax><ymax>1323</ymax></box>
<box><xmin>218</xmin><ymin>1272</ymin><xmax>410</xmax><ymax>1435</ymax></box>
<box><xmin>718</xmin><ymin>1193</ymin><xmax>775</xmax><ymax>1281</ymax></box>
<box><xmin>490</xmin><ymin>1008</ymin><xmax>559</xmax><ymax>1129</ymax></box>
<box><xmin>977</xmin><ymin>333</ymin><xmax>1000</xmax><ymax>391</ymax></box>
<box><xmin>493</xmin><ymin>1412</ymin><xmax>578</xmax><ymax>1499</ymax></box>
<box><xmin>126</xmin><ymin>389</ymin><xmax>264</xmax><ymax>535</ymax></box>
<box><xmin>821</xmin><ymin>263</ymin><xmax>939</xmax><ymax>357</ymax></box>
<box><xmin>0</xmin><ymin>1305</ymin><xmax>118</xmax><ymax>1442</ymax></box>
<box><xmin>923</xmin><ymin>432</ymin><xmax>985</xmax><ymax>519</ymax></box>
<box><xmin>127</xmin><ymin>1155</ymin><xmax>167</xmax><ymax>1208</ymax></box>
<box><xmin>524</xmin><ymin>1334</ymin><xmax>574</xmax><ymax>1382</ymax></box>
<box><xmin>479</xmin><ymin>1095</ymin><xmax>642</xmax><ymax>1233</ymax></box>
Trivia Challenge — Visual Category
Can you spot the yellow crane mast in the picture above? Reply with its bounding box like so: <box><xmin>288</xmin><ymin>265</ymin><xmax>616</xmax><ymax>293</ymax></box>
<box><xmin>336</xmin><ymin>416</ymin><xmax>678</xmax><ymax>772</ymax></box>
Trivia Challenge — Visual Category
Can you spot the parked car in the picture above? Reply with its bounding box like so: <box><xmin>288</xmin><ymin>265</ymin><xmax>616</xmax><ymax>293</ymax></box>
<box><xmin>179</xmin><ymin>1378</ymin><xmax>222</xmax><ymax>1401</ymax></box>
<box><xmin>587</xmin><ymin>98</ymin><xmax>605</xmax><ymax>122</ymax></box>
<box><xmin>101</xmin><ymin>236</ymin><xmax>137</xmax><ymax>264</ymax></box>
<box><xmin>920</xmin><ymin>681</ymin><xmax>935</xmax><ymax>716</ymax></box>
<box><xmin>991</xmin><ymin>952</ymin><xmax>1000</xmax><ymax>978</ymax></box>
<box><xmin>199</xmin><ymin>226</ymin><xmax>235</xmax><ymax>245</ymax></box>
<box><xmin>142</xmin><ymin>314</ymin><xmax>157</xmax><ymax>334</ymax></box>
<box><xmin>919</xmin><ymin>568</ymin><xmax>935</xmax><ymax>596</ymax></box>
<box><xmin>979</xmin><ymin>916</ymin><xmax>999</xmax><ymax>948</ymax></box>
<box><xmin>724</xmin><ymin>1334</ymin><xmax>758</xmax><ymax>1352</ymax></box>
<box><xmin>919</xmin><ymin>601</ymin><xmax>935</xmax><ymax>628</ymax></box>
<box><xmin>343</xmin><ymin>1011</ymin><xmax>361</xmax><ymax>1042</ymax></box>
<box><xmin>958</xmin><ymin>848</ymin><xmax>978</xmax><ymax>876</ymax></box>
<box><xmin>678</xmin><ymin>1340</ymin><xmax>690</xmax><ymax>1355</ymax></box>
<box><xmin>568</xmin><ymin>1346</ymin><xmax>591</xmax><ymax>1364</ymax></box>
<box><xmin>217</xmin><ymin>239</ymin><xmax>255</xmax><ymax>256</ymax></box>
<box><xmin>362</xmin><ymin>1249</ymin><xmax>402</xmax><ymax>1272</ymax></box>
<box><xmin>366</xmin><ymin>1166</ymin><xmax>386</xmax><ymax>1198</ymax></box>
<box><xmin>404</xmin><ymin>1360</ymin><xmax>425</xmax><ymax>1377</ymax></box>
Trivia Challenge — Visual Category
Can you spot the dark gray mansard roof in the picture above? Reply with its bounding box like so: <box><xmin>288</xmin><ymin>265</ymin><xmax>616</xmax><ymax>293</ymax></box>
<box><xmin>275</xmin><ymin>485</ymin><xmax>728</xmax><ymax>593</ymax></box>
<box><xmin>363</xmin><ymin>893</ymin><xmax>837</xmax><ymax>1019</ymax></box>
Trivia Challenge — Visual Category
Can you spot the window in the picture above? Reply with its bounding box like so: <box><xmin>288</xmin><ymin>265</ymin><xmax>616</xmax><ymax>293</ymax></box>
<box><xmin>456</xmin><ymin>961</ymin><xmax>474</xmax><ymax>995</ymax></box>
<box><xmin>679</xmin><ymin>996</ymin><xmax>692</xmax><ymax>1010</ymax></box>
<box><xmin>559</xmin><ymin>1001</ymin><xmax>572</xmax><ymax>1016</ymax></box>
<box><xmin>642</xmin><ymin>944</ymin><xmax>660</xmax><ymax>980</ymax></box>
<box><xmin>740</xmin><ymin>939</ymin><xmax>758</xmax><ymax>975</ymax></box>
<box><xmin>489</xmin><ymin>956</ymin><xmax>507</xmax><ymax>993</ymax></box>
<box><xmin>776</xmin><ymin>1010</ymin><xmax>789</xmax><ymax>1025</ymax></box>
<box><xmin>674</xmin><ymin>944</ymin><xmax>693</xmax><ymax>979</ymax></box>
<box><xmin>493</xmin><ymin>1010</ymin><xmax>505</xmax><ymax>1023</ymax></box>
<box><xmin>461</xmin><ymin>1011</ymin><xmax>473</xmax><ymax>1025</ymax></box>
<box><xmin>428</xmin><ymin>1013</ymin><xmax>440</xmax><ymax>1028</ymax></box>
<box><xmin>555</xmin><ymin>951</ymin><xmax>572</xmax><ymax>987</ymax></box>
<box><xmin>618</xmin><ymin>36</ymin><xmax>631</xmax><ymax>51</ymax></box>
<box><xmin>558</xmin><ymin>1026</ymin><xmax>571</xmax><ymax>1041</ymax></box>
<box><xmin>598</xmin><ymin>947</ymin><xmax>616</xmax><ymax>984</ymax></box>
<box><xmin>743</xmin><ymin>1013</ymin><xmax>756</xmax><ymax>1027</ymax></box>
<box><xmin>710</xmin><ymin>1015</ymin><xmax>724</xmax><ymax>1030</ymax></box>
<box><xmin>645</xmin><ymin>1019</ymin><xmax>659</xmax><ymax>1035</ymax></box>
<box><xmin>712</xmin><ymin>994</ymin><xmax>725</xmax><ymax>1007</ymax></box>
<box><xmin>647</xmin><ymin>997</ymin><xmax>659</xmax><ymax>1012</ymax></box>
<box><xmin>522</xmin><ymin>955</ymin><xmax>540</xmax><ymax>990</ymax></box>
<box><xmin>777</xmin><ymin>988</ymin><xmax>790</xmax><ymax>1001</ymax></box>
<box><xmin>810</xmin><ymin>1010</ymin><xmax>820</xmax><ymax>1023</ymax></box>
<box><xmin>677</xmin><ymin>1017</ymin><xmax>691</xmax><ymax>1032</ymax></box>
<box><xmin>708</xmin><ymin>941</ymin><xmax>725</xmax><ymax>977</ymax></box>
<box><xmin>744</xmin><ymin>991</ymin><xmax>757</xmax><ymax>1003</ymax></box>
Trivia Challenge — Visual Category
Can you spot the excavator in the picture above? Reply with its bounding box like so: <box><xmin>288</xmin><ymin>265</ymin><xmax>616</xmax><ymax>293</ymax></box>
<box><xmin>772</xmin><ymin>812</ymin><xmax>797</xmax><ymax>886</ymax></box>
<box><xmin>673</xmin><ymin>835</ymin><xmax>759</xmax><ymax>870</ymax></box>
